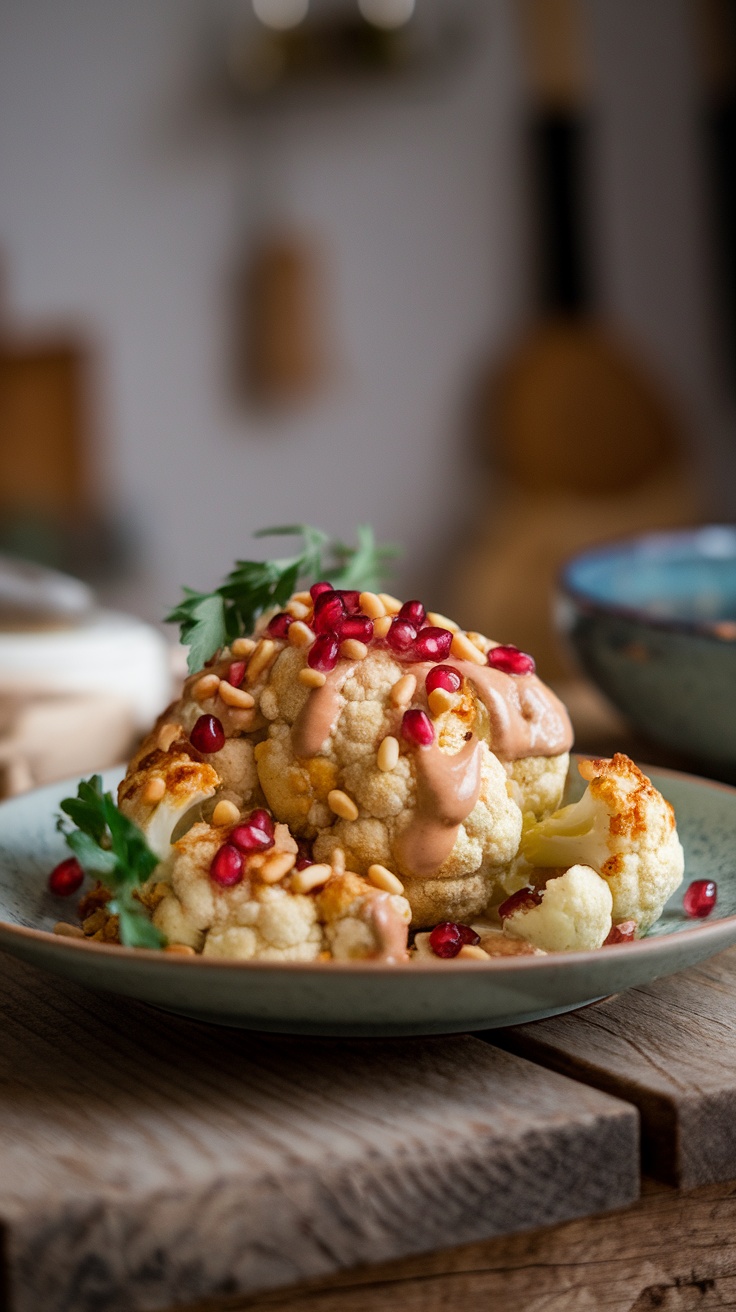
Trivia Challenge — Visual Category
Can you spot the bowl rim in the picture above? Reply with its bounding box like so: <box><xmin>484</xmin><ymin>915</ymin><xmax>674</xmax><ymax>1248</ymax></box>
<box><xmin>559</xmin><ymin>524</ymin><xmax>736</xmax><ymax>641</ymax></box>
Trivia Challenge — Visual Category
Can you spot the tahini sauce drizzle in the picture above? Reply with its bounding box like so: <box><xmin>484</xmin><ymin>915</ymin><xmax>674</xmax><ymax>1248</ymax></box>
<box><xmin>394</xmin><ymin>735</ymin><xmax>483</xmax><ymax>879</ymax></box>
<box><xmin>363</xmin><ymin>891</ymin><xmax>409</xmax><ymax>962</ymax></box>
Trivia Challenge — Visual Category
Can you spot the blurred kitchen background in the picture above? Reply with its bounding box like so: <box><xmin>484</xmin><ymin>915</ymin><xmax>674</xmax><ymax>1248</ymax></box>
<box><xmin>1</xmin><ymin>0</ymin><xmax>735</xmax><ymax>790</ymax></box>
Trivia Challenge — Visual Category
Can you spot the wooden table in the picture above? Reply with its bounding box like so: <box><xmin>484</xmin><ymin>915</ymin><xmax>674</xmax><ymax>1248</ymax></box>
<box><xmin>2</xmin><ymin>941</ymin><xmax>736</xmax><ymax>1312</ymax></box>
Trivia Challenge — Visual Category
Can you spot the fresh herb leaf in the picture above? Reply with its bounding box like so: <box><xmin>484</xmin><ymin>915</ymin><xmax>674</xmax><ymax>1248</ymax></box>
<box><xmin>167</xmin><ymin>524</ymin><xmax>400</xmax><ymax>672</ymax></box>
<box><xmin>56</xmin><ymin>775</ymin><xmax>163</xmax><ymax>950</ymax></box>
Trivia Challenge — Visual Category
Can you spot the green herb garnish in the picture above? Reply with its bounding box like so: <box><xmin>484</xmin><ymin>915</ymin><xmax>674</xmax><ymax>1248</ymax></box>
<box><xmin>167</xmin><ymin>524</ymin><xmax>399</xmax><ymax>672</ymax></box>
<box><xmin>57</xmin><ymin>776</ymin><xmax>163</xmax><ymax>949</ymax></box>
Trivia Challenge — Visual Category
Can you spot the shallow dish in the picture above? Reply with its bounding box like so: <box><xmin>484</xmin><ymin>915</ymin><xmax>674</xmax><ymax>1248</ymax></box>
<box><xmin>0</xmin><ymin>763</ymin><xmax>734</xmax><ymax>1036</ymax></box>
<box><xmin>559</xmin><ymin>526</ymin><xmax>736</xmax><ymax>770</ymax></box>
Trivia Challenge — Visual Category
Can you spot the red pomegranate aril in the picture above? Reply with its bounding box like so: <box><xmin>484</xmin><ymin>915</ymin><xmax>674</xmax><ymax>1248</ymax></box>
<box><xmin>308</xmin><ymin>633</ymin><xmax>340</xmax><ymax>672</ymax></box>
<box><xmin>48</xmin><ymin>857</ymin><xmax>85</xmax><ymax>897</ymax></box>
<box><xmin>398</xmin><ymin>599</ymin><xmax>426</xmax><ymax>628</ymax></box>
<box><xmin>335</xmin><ymin>590</ymin><xmax>361</xmax><ymax>614</ymax></box>
<box><xmin>386</xmin><ymin>618</ymin><xmax>417</xmax><ymax>653</ymax></box>
<box><xmin>230</xmin><ymin>821</ymin><xmax>275</xmax><ymax>853</ymax></box>
<box><xmin>210</xmin><ymin>843</ymin><xmax>244</xmax><ymax>887</ymax></box>
<box><xmin>487</xmin><ymin>645</ymin><xmax>536</xmax><ymax>676</ymax></box>
<box><xmin>402</xmin><ymin>708</ymin><xmax>435</xmax><ymax>746</ymax></box>
<box><xmin>225</xmin><ymin>660</ymin><xmax>246</xmax><ymax>687</ymax></box>
<box><xmin>338</xmin><ymin>614</ymin><xmax>374</xmax><ymax>643</ymax></box>
<box><xmin>248</xmin><ymin>808</ymin><xmax>274</xmax><ymax>838</ymax></box>
<box><xmin>413</xmin><ymin>627</ymin><xmax>453</xmax><ymax>662</ymax></box>
<box><xmin>498</xmin><ymin>887</ymin><xmax>543</xmax><ymax>919</ymax></box>
<box><xmin>190</xmin><ymin>713</ymin><xmax>225</xmax><ymax>753</ymax></box>
<box><xmin>312</xmin><ymin>590</ymin><xmax>346</xmax><ymax>634</ymax></box>
<box><xmin>267</xmin><ymin>612</ymin><xmax>292</xmax><ymax>639</ymax></box>
<box><xmin>683</xmin><ymin>879</ymin><xmax>717</xmax><ymax>918</ymax></box>
<box><xmin>604</xmin><ymin>920</ymin><xmax>637</xmax><ymax>945</ymax></box>
<box><xmin>428</xmin><ymin>921</ymin><xmax>478</xmax><ymax>958</ymax></box>
<box><xmin>426</xmin><ymin>665</ymin><xmax>462</xmax><ymax>696</ymax></box>
<box><xmin>310</xmin><ymin>581</ymin><xmax>333</xmax><ymax>602</ymax></box>
<box><xmin>295</xmin><ymin>839</ymin><xmax>314</xmax><ymax>871</ymax></box>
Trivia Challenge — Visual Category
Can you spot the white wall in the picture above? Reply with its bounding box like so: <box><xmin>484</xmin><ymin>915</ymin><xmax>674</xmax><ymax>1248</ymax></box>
<box><xmin>0</xmin><ymin>0</ymin><xmax>526</xmax><ymax>618</ymax></box>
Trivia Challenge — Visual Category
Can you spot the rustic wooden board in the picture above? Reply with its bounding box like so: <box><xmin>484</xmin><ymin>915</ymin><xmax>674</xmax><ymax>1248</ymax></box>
<box><xmin>183</xmin><ymin>1178</ymin><xmax>736</xmax><ymax>1312</ymax></box>
<box><xmin>500</xmin><ymin>945</ymin><xmax>736</xmax><ymax>1189</ymax></box>
<box><xmin>0</xmin><ymin>951</ymin><xmax>638</xmax><ymax>1312</ymax></box>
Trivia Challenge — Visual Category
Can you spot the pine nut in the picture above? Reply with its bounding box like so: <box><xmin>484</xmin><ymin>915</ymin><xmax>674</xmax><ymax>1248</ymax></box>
<box><xmin>379</xmin><ymin>593</ymin><xmax>402</xmax><ymax>614</ymax></box>
<box><xmin>231</xmin><ymin>637</ymin><xmax>256</xmax><ymax>658</ymax></box>
<box><xmin>247</xmin><ymin>638</ymin><xmax>276</xmax><ymax>684</ymax></box>
<box><xmin>157</xmin><ymin>723</ymin><xmax>182</xmax><ymax>752</ymax></box>
<box><xmin>253</xmin><ymin>740</ymin><xmax>269</xmax><ymax>761</ymax></box>
<box><xmin>367</xmin><ymin>864</ymin><xmax>404</xmax><ymax>895</ymax></box>
<box><xmin>427</xmin><ymin>611</ymin><xmax>459</xmax><ymax>632</ymax></box>
<box><xmin>288</xmin><ymin>620</ymin><xmax>314</xmax><ymax>648</ymax></box>
<box><xmin>143</xmin><ymin>776</ymin><xmax>166</xmax><ymax>804</ymax></box>
<box><xmin>340</xmin><ymin>638</ymin><xmax>368</xmax><ymax>661</ymax></box>
<box><xmin>218</xmin><ymin>681</ymin><xmax>255</xmax><ymax>709</ymax></box>
<box><xmin>259</xmin><ymin>852</ymin><xmax>297</xmax><ymax>884</ymax></box>
<box><xmin>53</xmin><ymin>921</ymin><xmax>85</xmax><ymax>939</ymax></box>
<box><xmin>428</xmin><ymin>688</ymin><xmax>455</xmax><ymax>717</ymax></box>
<box><xmin>373</xmin><ymin>615</ymin><xmax>392</xmax><ymax>640</ymax></box>
<box><xmin>291</xmin><ymin>864</ymin><xmax>332</xmax><ymax>894</ymax></box>
<box><xmin>164</xmin><ymin>943</ymin><xmax>197</xmax><ymax>956</ymax></box>
<box><xmin>467</xmin><ymin>632</ymin><xmax>487</xmax><ymax>652</ymax></box>
<box><xmin>331</xmin><ymin>847</ymin><xmax>346</xmax><ymax>874</ymax></box>
<box><xmin>451</xmin><ymin>632</ymin><xmax>486</xmax><ymax>665</ymax></box>
<box><xmin>377</xmin><ymin>735</ymin><xmax>399</xmax><ymax>771</ymax></box>
<box><xmin>359</xmin><ymin>591</ymin><xmax>386</xmax><ymax>619</ymax></box>
<box><xmin>292</xmin><ymin>590</ymin><xmax>313</xmax><ymax>606</ymax></box>
<box><xmin>390</xmin><ymin>674</ymin><xmax>416</xmax><ymax>708</ymax></box>
<box><xmin>328</xmin><ymin>789</ymin><xmax>359</xmax><ymax>821</ymax></box>
<box><xmin>286</xmin><ymin>599</ymin><xmax>311</xmax><ymax>620</ymax></box>
<box><xmin>193</xmin><ymin>673</ymin><xmax>220</xmax><ymax>701</ymax></box>
<box><xmin>458</xmin><ymin>944</ymin><xmax>489</xmax><ymax>961</ymax></box>
<box><xmin>299</xmin><ymin>668</ymin><xmax>326</xmax><ymax>688</ymax></box>
<box><xmin>212</xmin><ymin>799</ymin><xmax>240</xmax><ymax>827</ymax></box>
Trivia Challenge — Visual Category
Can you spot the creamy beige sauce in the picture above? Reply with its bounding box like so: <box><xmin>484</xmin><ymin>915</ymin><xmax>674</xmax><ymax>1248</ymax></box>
<box><xmin>394</xmin><ymin>735</ymin><xmax>483</xmax><ymax>879</ymax></box>
<box><xmin>292</xmin><ymin>661</ymin><xmax>358</xmax><ymax>757</ymax></box>
<box><xmin>363</xmin><ymin>891</ymin><xmax>409</xmax><ymax>962</ymax></box>
<box><xmin>412</xmin><ymin>661</ymin><xmax>572</xmax><ymax>760</ymax></box>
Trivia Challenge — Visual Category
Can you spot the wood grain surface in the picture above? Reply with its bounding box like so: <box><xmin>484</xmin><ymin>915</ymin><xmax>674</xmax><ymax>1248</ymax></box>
<box><xmin>0</xmin><ymin>952</ymin><xmax>638</xmax><ymax>1312</ymax></box>
<box><xmin>180</xmin><ymin>1178</ymin><xmax>736</xmax><ymax>1312</ymax></box>
<box><xmin>500</xmin><ymin>945</ymin><xmax>736</xmax><ymax>1188</ymax></box>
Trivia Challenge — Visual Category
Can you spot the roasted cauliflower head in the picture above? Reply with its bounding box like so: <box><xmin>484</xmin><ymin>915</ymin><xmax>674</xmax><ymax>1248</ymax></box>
<box><xmin>118</xmin><ymin>586</ymin><xmax>573</xmax><ymax>943</ymax></box>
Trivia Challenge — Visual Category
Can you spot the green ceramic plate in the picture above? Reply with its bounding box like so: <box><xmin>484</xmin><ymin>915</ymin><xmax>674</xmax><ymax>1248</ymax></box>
<box><xmin>0</xmin><ymin>763</ymin><xmax>734</xmax><ymax>1036</ymax></box>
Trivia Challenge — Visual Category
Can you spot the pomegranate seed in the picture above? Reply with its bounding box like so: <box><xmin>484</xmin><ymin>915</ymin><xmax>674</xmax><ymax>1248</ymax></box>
<box><xmin>230</xmin><ymin>819</ymin><xmax>275</xmax><ymax>853</ymax></box>
<box><xmin>399</xmin><ymin>599</ymin><xmax>426</xmax><ymax>628</ymax></box>
<box><xmin>267</xmin><ymin>612</ymin><xmax>292</xmax><ymax>639</ymax></box>
<box><xmin>428</xmin><ymin>921</ymin><xmax>480</xmax><ymax>958</ymax></box>
<box><xmin>308</xmin><ymin>633</ymin><xmax>340</xmax><ymax>672</ymax></box>
<box><xmin>402</xmin><ymin>708</ymin><xmax>435</xmax><ymax>746</ymax></box>
<box><xmin>190</xmin><ymin>714</ymin><xmax>225</xmax><ymax>753</ymax></box>
<box><xmin>683</xmin><ymin>879</ymin><xmax>717</xmax><ymax>918</ymax></box>
<box><xmin>313</xmin><ymin>590</ymin><xmax>346</xmax><ymax>634</ymax></box>
<box><xmin>335</xmin><ymin>590</ymin><xmax>361</xmax><ymax>614</ymax></box>
<box><xmin>295</xmin><ymin>839</ymin><xmax>313</xmax><ymax>871</ymax></box>
<box><xmin>248</xmin><ymin>808</ymin><xmax>274</xmax><ymax>838</ymax></box>
<box><xmin>412</xmin><ymin>627</ymin><xmax>453</xmax><ymax>662</ymax></box>
<box><xmin>210</xmin><ymin>843</ymin><xmax>244</xmax><ymax>887</ymax></box>
<box><xmin>487</xmin><ymin>645</ymin><xmax>536</xmax><ymax>676</ymax></box>
<box><xmin>310</xmin><ymin>581</ymin><xmax>333</xmax><ymax>601</ymax></box>
<box><xmin>386</xmin><ymin>619</ymin><xmax>417</xmax><ymax>654</ymax></box>
<box><xmin>48</xmin><ymin>857</ymin><xmax>84</xmax><ymax>897</ymax></box>
<box><xmin>604</xmin><ymin>920</ymin><xmax>637</xmax><ymax>945</ymax></box>
<box><xmin>426</xmin><ymin>665</ymin><xmax>462</xmax><ymax>695</ymax></box>
<box><xmin>225</xmin><ymin>660</ymin><xmax>246</xmax><ymax>687</ymax></box>
<box><xmin>498</xmin><ymin>887</ymin><xmax>543</xmax><ymax>919</ymax></box>
<box><xmin>338</xmin><ymin>614</ymin><xmax>374</xmax><ymax>643</ymax></box>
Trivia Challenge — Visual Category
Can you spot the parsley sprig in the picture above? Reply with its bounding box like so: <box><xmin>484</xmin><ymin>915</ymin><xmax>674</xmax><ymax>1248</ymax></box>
<box><xmin>167</xmin><ymin>524</ymin><xmax>399</xmax><ymax>673</ymax></box>
<box><xmin>57</xmin><ymin>776</ymin><xmax>163</xmax><ymax>949</ymax></box>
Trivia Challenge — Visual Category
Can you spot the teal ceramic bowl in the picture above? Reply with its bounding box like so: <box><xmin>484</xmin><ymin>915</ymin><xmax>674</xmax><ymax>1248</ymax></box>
<box><xmin>559</xmin><ymin>526</ymin><xmax>736</xmax><ymax>771</ymax></box>
<box><xmin>1</xmin><ymin>764</ymin><xmax>736</xmax><ymax>1035</ymax></box>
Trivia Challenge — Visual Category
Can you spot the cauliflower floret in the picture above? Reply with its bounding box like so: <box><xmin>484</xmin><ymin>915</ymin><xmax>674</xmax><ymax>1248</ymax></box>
<box><xmin>257</xmin><ymin>645</ymin><xmax>522</xmax><ymax>927</ymax></box>
<box><xmin>504</xmin><ymin>753</ymin><xmax>569</xmax><ymax>819</ymax></box>
<box><xmin>118</xmin><ymin>748</ymin><xmax>219</xmax><ymax>860</ymax></box>
<box><xmin>503</xmin><ymin>865</ymin><xmax>613</xmax><ymax>952</ymax></box>
<box><xmin>521</xmin><ymin>754</ymin><xmax>684</xmax><ymax>931</ymax></box>
<box><xmin>316</xmin><ymin>871</ymin><xmax>411</xmax><ymax>962</ymax></box>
